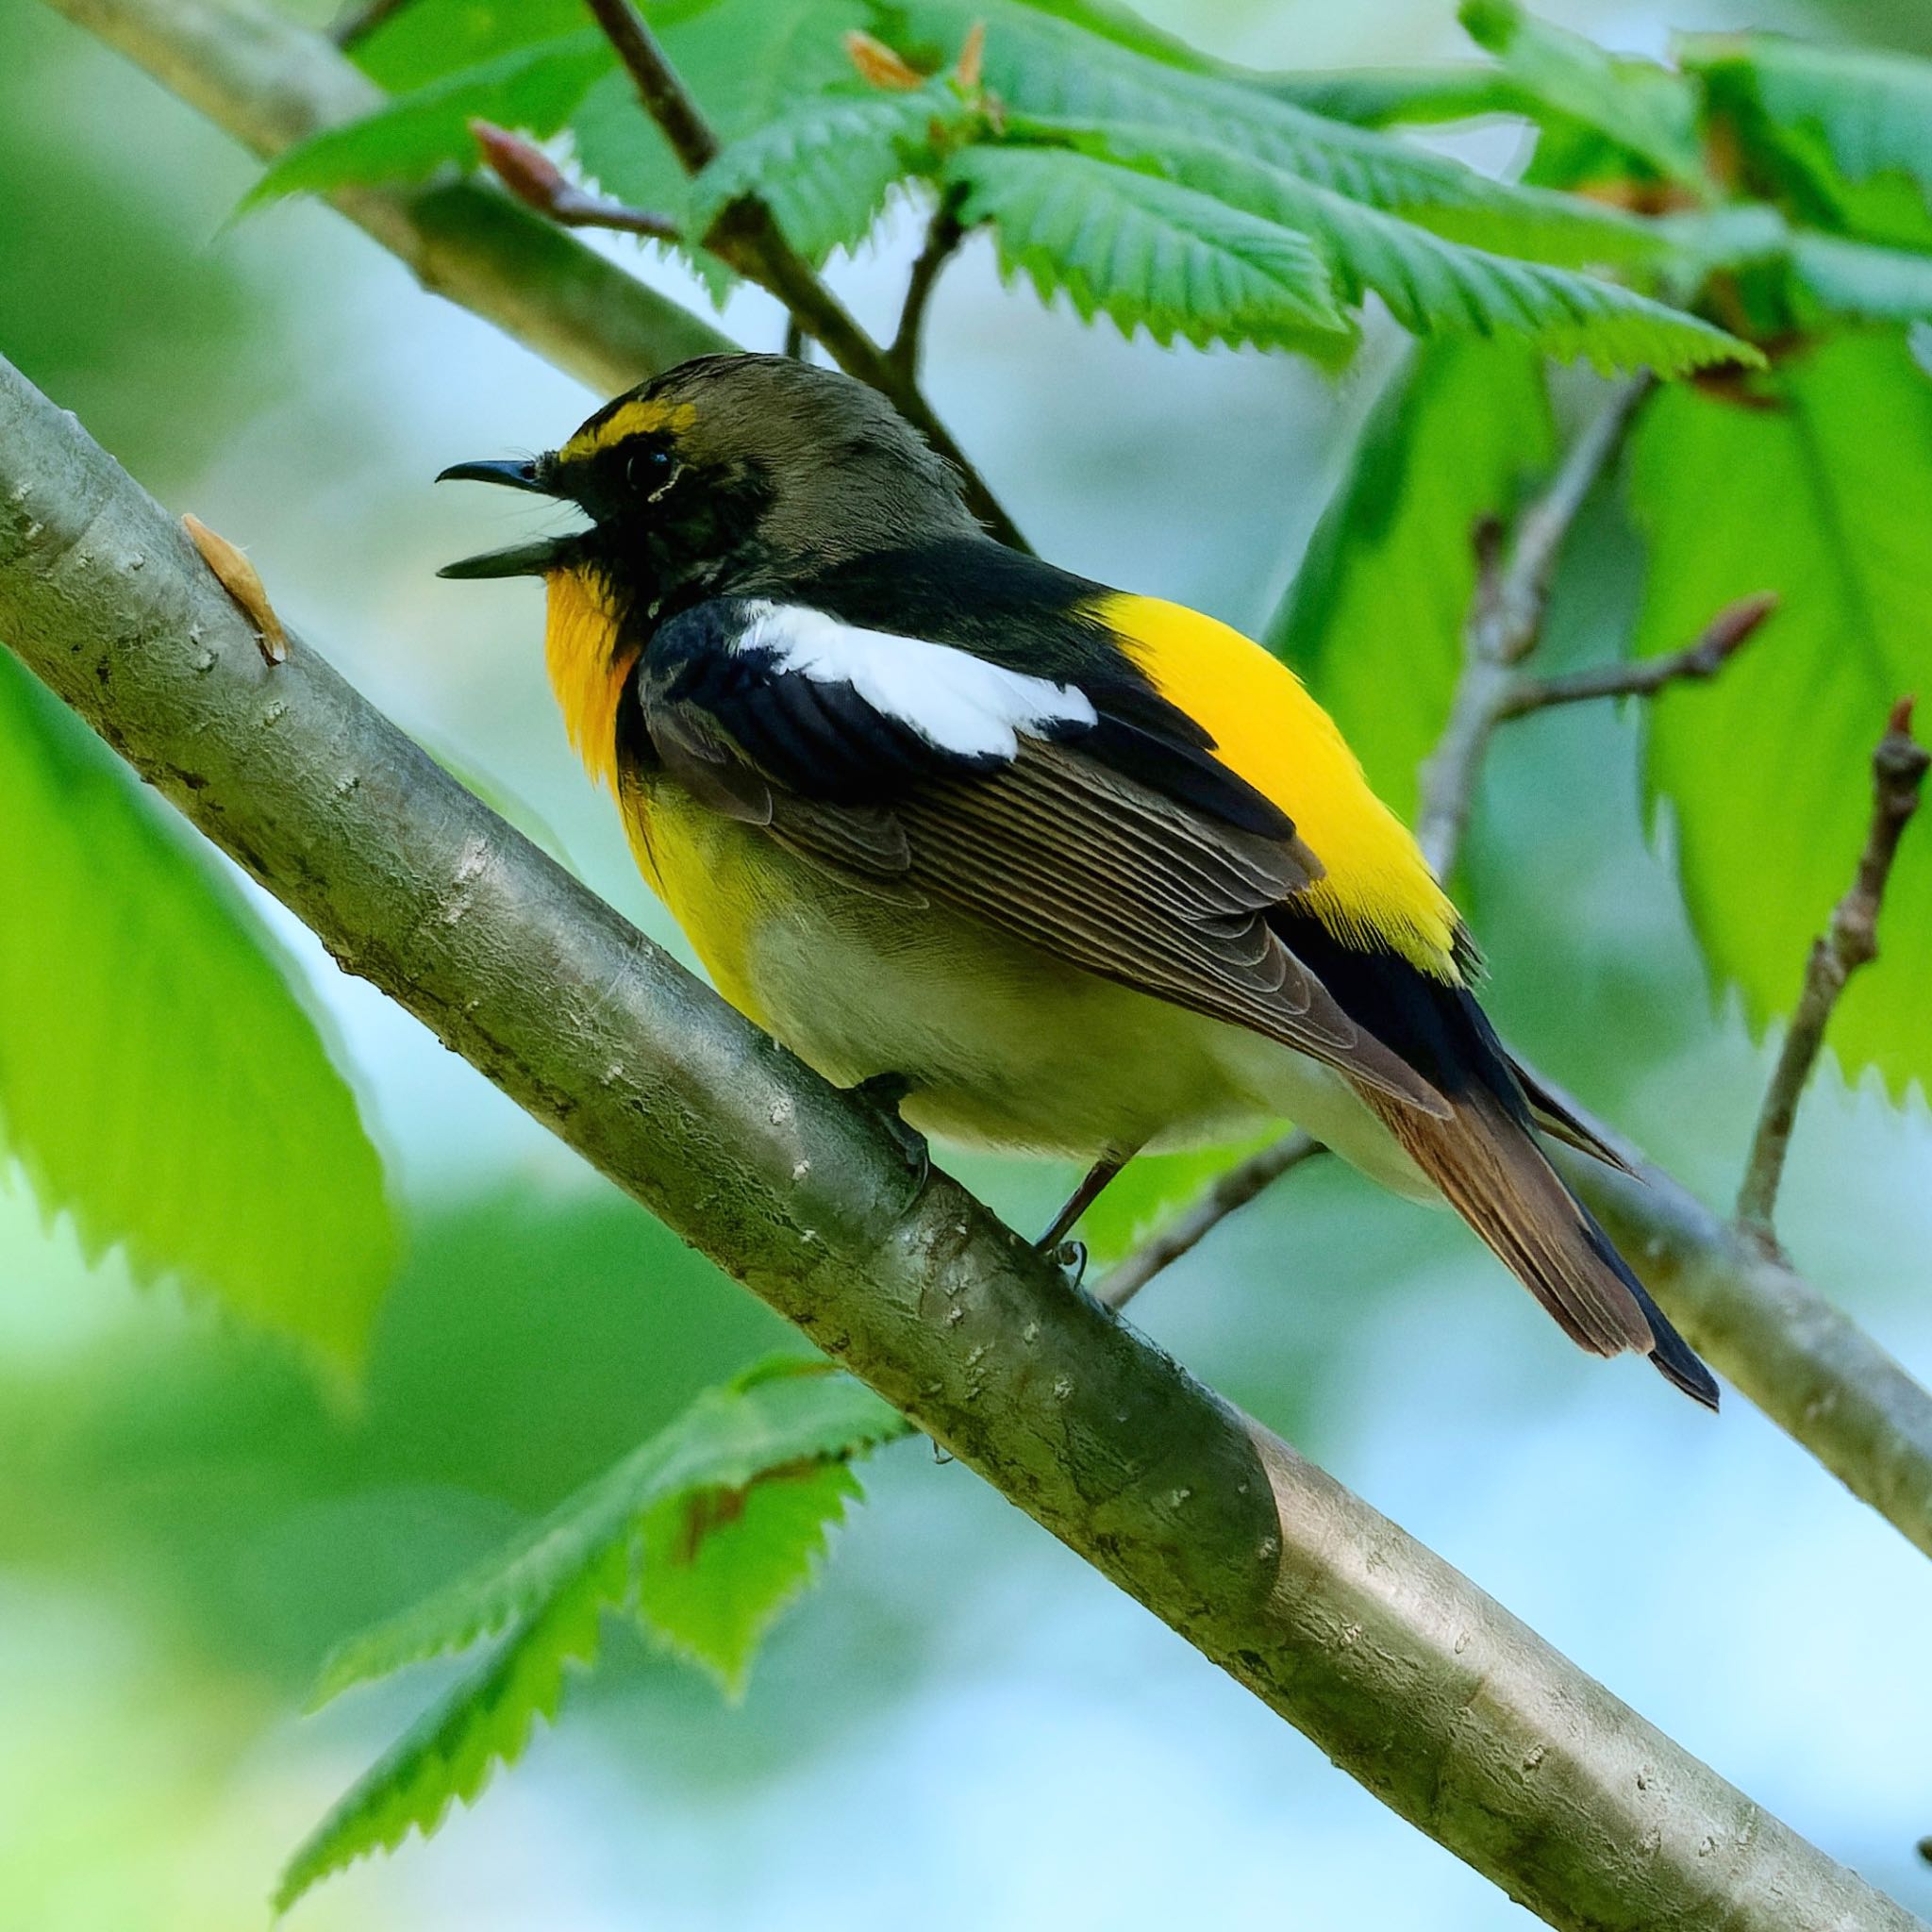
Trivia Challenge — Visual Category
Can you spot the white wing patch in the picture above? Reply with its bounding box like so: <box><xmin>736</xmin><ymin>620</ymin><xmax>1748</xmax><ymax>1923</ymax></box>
<box><xmin>737</xmin><ymin>602</ymin><xmax>1096</xmax><ymax>760</ymax></box>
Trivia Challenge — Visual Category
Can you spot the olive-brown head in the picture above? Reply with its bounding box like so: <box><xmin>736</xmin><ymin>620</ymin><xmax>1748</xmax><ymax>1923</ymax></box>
<box><xmin>437</xmin><ymin>352</ymin><xmax>978</xmax><ymax>603</ymax></box>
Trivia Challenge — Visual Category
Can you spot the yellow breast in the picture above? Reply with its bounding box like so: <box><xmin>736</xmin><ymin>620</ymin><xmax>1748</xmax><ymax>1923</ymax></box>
<box><xmin>543</xmin><ymin>565</ymin><xmax>637</xmax><ymax>795</ymax></box>
<box><xmin>1096</xmin><ymin>591</ymin><xmax>1461</xmax><ymax>978</ymax></box>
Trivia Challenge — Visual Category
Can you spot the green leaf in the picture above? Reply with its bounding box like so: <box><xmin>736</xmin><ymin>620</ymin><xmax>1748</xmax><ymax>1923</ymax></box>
<box><xmin>1628</xmin><ymin>333</ymin><xmax>1932</xmax><ymax>1099</ymax></box>
<box><xmin>1683</xmin><ymin>34</ymin><xmax>1932</xmax><ymax>222</ymax></box>
<box><xmin>884</xmin><ymin>0</ymin><xmax>1656</xmax><ymax>269</ymax></box>
<box><xmin>691</xmin><ymin>85</ymin><xmax>961</xmax><ymax>263</ymax></box>
<box><xmin>1787</xmin><ymin>230</ymin><xmax>1932</xmax><ymax>324</ymax></box>
<box><xmin>1265</xmin><ymin>341</ymin><xmax>1556</xmax><ymax>824</ymax></box>
<box><xmin>285</xmin><ymin>1357</ymin><xmax>903</xmax><ymax>1906</ymax></box>
<box><xmin>350</xmin><ymin>0</ymin><xmax>622</xmax><ymax>91</ymax></box>
<box><xmin>1250</xmin><ymin>65</ymin><xmax>1544</xmax><ymax>129</ymax></box>
<box><xmin>275</xmin><ymin>1541</ymin><xmax>625</xmax><ymax>1913</ymax></box>
<box><xmin>243</xmin><ymin>31</ymin><xmax>614</xmax><ymax>210</ymax></box>
<box><xmin>944</xmin><ymin>144</ymin><xmax>1349</xmax><ymax>351</ymax></box>
<box><xmin>569</xmin><ymin>0</ymin><xmax>874</xmax><ymax>271</ymax></box>
<box><xmin>639</xmin><ymin>1458</ymin><xmax>862</xmax><ymax>1696</ymax></box>
<box><xmin>1052</xmin><ymin>121</ymin><xmax>1753</xmax><ymax>373</ymax></box>
<box><xmin>313</xmin><ymin>1357</ymin><xmax>902</xmax><ymax>1703</ymax></box>
<box><xmin>0</xmin><ymin>654</ymin><xmax>394</xmax><ymax>1369</ymax></box>
<box><xmin>1458</xmin><ymin>0</ymin><xmax>1707</xmax><ymax>190</ymax></box>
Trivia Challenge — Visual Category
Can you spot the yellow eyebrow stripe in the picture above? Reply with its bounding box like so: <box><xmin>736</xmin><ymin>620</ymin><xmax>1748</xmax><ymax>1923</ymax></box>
<box><xmin>564</xmin><ymin>397</ymin><xmax>697</xmax><ymax>457</ymax></box>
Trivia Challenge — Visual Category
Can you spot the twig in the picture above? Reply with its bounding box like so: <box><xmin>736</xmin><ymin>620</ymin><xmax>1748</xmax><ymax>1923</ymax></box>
<box><xmin>580</xmin><ymin>0</ymin><xmax>1027</xmax><ymax>550</ymax></box>
<box><xmin>887</xmin><ymin>192</ymin><xmax>967</xmax><ymax>381</ymax></box>
<box><xmin>472</xmin><ymin>121</ymin><xmax>679</xmax><ymax>241</ymax></box>
<box><xmin>9</xmin><ymin>352</ymin><xmax>1919</xmax><ymax>1932</ymax></box>
<box><xmin>1417</xmin><ymin>376</ymin><xmax>1651</xmax><ymax>874</ymax></box>
<box><xmin>326</xmin><ymin>0</ymin><xmax>415</xmax><ymax>48</ymax></box>
<box><xmin>1495</xmin><ymin>591</ymin><xmax>1779</xmax><ymax>720</ymax></box>
<box><xmin>1095</xmin><ymin>1133</ymin><xmax>1320</xmax><ymax>1311</ymax></box>
<box><xmin>1735</xmin><ymin>699</ymin><xmax>1929</xmax><ymax>1256</ymax></box>
<box><xmin>782</xmin><ymin>315</ymin><xmax>807</xmax><ymax>361</ymax></box>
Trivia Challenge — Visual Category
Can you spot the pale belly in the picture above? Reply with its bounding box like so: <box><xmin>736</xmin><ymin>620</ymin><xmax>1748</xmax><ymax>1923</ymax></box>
<box><xmin>632</xmin><ymin>782</ymin><xmax>1434</xmax><ymax>1196</ymax></box>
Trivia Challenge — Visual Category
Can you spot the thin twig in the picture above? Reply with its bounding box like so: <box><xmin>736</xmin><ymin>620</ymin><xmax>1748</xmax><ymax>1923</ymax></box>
<box><xmin>326</xmin><ymin>0</ymin><xmax>415</xmax><ymax>48</ymax></box>
<box><xmin>1416</xmin><ymin>376</ymin><xmax>1652</xmax><ymax>874</ymax></box>
<box><xmin>472</xmin><ymin>122</ymin><xmax>680</xmax><ymax>241</ymax></box>
<box><xmin>887</xmin><ymin>192</ymin><xmax>967</xmax><ymax>381</ymax></box>
<box><xmin>1095</xmin><ymin>1133</ymin><xmax>1321</xmax><ymax>1311</ymax></box>
<box><xmin>1735</xmin><ymin>698</ymin><xmax>1929</xmax><ymax>1256</ymax></box>
<box><xmin>782</xmin><ymin>316</ymin><xmax>808</xmax><ymax>361</ymax></box>
<box><xmin>1495</xmin><ymin>591</ymin><xmax>1779</xmax><ymax>720</ymax></box>
<box><xmin>580</xmin><ymin>0</ymin><xmax>1027</xmax><ymax>550</ymax></box>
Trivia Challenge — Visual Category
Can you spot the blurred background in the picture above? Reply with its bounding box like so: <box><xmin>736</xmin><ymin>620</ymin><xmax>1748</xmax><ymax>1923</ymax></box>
<box><xmin>5</xmin><ymin>0</ymin><xmax>1931</xmax><ymax>1925</ymax></box>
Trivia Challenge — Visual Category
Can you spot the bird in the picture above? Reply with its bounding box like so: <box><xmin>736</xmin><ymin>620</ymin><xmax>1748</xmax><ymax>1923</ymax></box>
<box><xmin>437</xmin><ymin>351</ymin><xmax>1718</xmax><ymax>1409</ymax></box>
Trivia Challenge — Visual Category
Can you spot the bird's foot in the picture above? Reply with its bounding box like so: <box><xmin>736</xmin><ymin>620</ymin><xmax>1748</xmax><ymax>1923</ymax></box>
<box><xmin>1038</xmin><ymin>1237</ymin><xmax>1089</xmax><ymax>1289</ymax></box>
<box><xmin>846</xmin><ymin>1071</ymin><xmax>930</xmax><ymax>1186</ymax></box>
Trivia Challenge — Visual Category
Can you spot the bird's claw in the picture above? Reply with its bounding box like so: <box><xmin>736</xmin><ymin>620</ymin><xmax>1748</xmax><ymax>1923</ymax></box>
<box><xmin>847</xmin><ymin>1071</ymin><xmax>930</xmax><ymax>1186</ymax></box>
<box><xmin>1040</xmin><ymin>1238</ymin><xmax>1088</xmax><ymax>1288</ymax></box>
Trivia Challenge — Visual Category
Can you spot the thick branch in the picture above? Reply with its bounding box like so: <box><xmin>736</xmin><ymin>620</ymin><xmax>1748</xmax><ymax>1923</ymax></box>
<box><xmin>1</xmin><ymin>358</ymin><xmax>1918</xmax><ymax>1932</ymax></box>
<box><xmin>1736</xmin><ymin>701</ymin><xmax>1930</xmax><ymax>1253</ymax></box>
<box><xmin>45</xmin><ymin>0</ymin><xmax>730</xmax><ymax>393</ymax></box>
<box><xmin>582</xmin><ymin>0</ymin><xmax>1025</xmax><ymax>549</ymax></box>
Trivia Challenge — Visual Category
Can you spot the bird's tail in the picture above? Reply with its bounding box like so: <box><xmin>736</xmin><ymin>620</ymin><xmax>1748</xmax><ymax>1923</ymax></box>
<box><xmin>1359</xmin><ymin>1080</ymin><xmax>1719</xmax><ymax>1409</ymax></box>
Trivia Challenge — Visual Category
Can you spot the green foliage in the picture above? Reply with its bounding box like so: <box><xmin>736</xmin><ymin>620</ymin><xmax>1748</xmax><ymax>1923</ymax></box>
<box><xmin>639</xmin><ymin>1457</ymin><xmax>862</xmax><ymax>1695</ymax></box>
<box><xmin>1268</xmin><ymin>341</ymin><xmax>1556</xmax><ymax>825</ymax></box>
<box><xmin>0</xmin><ymin>657</ymin><xmax>394</xmax><ymax>1370</ymax></box>
<box><xmin>1252</xmin><ymin>65</ymin><xmax>1542</xmax><ymax>130</ymax></box>
<box><xmin>1457</xmin><ymin>0</ymin><xmax>1707</xmax><ymax>190</ymax></box>
<box><xmin>1628</xmin><ymin>335</ymin><xmax>1932</xmax><ymax>1102</ymax></box>
<box><xmin>244</xmin><ymin>31</ymin><xmax>614</xmax><ymax>209</ymax></box>
<box><xmin>691</xmin><ymin>84</ymin><xmax>965</xmax><ymax>264</ymax></box>
<box><xmin>1684</xmin><ymin>34</ymin><xmax>1932</xmax><ymax>221</ymax></box>
<box><xmin>1786</xmin><ymin>230</ymin><xmax>1932</xmax><ymax>325</ymax></box>
<box><xmin>571</xmin><ymin>0</ymin><xmax>873</xmax><ymax>237</ymax></box>
<box><xmin>944</xmin><ymin>145</ymin><xmax>1348</xmax><ymax>352</ymax></box>
<box><xmin>350</xmin><ymin>0</ymin><xmax>625</xmax><ymax>90</ymax></box>
<box><xmin>281</xmin><ymin>1357</ymin><xmax>904</xmax><ymax>1907</ymax></box>
<box><xmin>1046</xmin><ymin>121</ymin><xmax>1747</xmax><ymax>374</ymax></box>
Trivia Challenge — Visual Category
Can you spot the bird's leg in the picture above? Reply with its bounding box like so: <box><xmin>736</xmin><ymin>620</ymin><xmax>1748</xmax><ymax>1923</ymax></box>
<box><xmin>1035</xmin><ymin>1149</ymin><xmax>1137</xmax><ymax>1282</ymax></box>
<box><xmin>845</xmin><ymin>1071</ymin><xmax>929</xmax><ymax>1185</ymax></box>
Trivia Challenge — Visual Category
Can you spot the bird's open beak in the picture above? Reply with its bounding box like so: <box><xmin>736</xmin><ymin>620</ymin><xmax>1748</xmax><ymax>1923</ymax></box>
<box><xmin>436</xmin><ymin>456</ymin><xmax>574</xmax><ymax>578</ymax></box>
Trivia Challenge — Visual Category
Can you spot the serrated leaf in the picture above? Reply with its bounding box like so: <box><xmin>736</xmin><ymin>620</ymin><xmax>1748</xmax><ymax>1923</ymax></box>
<box><xmin>0</xmin><ymin>653</ymin><xmax>394</xmax><ymax>1370</ymax></box>
<box><xmin>314</xmin><ymin>1357</ymin><xmax>902</xmax><ymax>1702</ymax></box>
<box><xmin>275</xmin><ymin>1541</ymin><xmax>625</xmax><ymax>1913</ymax></box>
<box><xmin>884</xmin><ymin>0</ymin><xmax>1656</xmax><ymax>270</ymax></box>
<box><xmin>243</xmin><ymin>31</ymin><xmax>613</xmax><ymax>210</ymax></box>
<box><xmin>569</xmin><ymin>0</ymin><xmax>874</xmax><ymax>293</ymax></box>
<box><xmin>1265</xmin><ymin>341</ymin><xmax>1556</xmax><ymax>824</ymax></box>
<box><xmin>1458</xmin><ymin>0</ymin><xmax>1707</xmax><ymax>190</ymax></box>
<box><xmin>943</xmin><ymin>144</ymin><xmax>1349</xmax><ymax>352</ymax></box>
<box><xmin>691</xmin><ymin>86</ymin><xmax>958</xmax><ymax>263</ymax></box>
<box><xmin>1684</xmin><ymin>34</ymin><xmax>1932</xmax><ymax>222</ymax></box>
<box><xmin>1628</xmin><ymin>333</ymin><xmax>1932</xmax><ymax>1100</ymax></box>
<box><xmin>1053</xmin><ymin>122</ymin><xmax>1753</xmax><ymax>373</ymax></box>
<box><xmin>639</xmin><ymin>1459</ymin><xmax>862</xmax><ymax>1697</ymax></box>
<box><xmin>288</xmin><ymin>1358</ymin><xmax>905</xmax><ymax>1905</ymax></box>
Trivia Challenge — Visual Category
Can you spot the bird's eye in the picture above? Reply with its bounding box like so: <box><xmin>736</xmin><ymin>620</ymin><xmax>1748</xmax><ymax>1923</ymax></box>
<box><xmin>626</xmin><ymin>445</ymin><xmax>678</xmax><ymax>499</ymax></box>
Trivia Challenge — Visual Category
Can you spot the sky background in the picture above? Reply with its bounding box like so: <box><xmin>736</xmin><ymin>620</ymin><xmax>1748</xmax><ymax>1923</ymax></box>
<box><xmin>4</xmin><ymin>0</ymin><xmax>1931</xmax><ymax>1926</ymax></box>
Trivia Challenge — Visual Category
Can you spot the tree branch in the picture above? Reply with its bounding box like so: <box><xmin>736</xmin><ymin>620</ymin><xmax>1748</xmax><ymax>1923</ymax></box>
<box><xmin>581</xmin><ymin>0</ymin><xmax>1026</xmax><ymax>549</ymax></box>
<box><xmin>1</xmin><ymin>355</ymin><xmax>1919</xmax><ymax>1932</ymax></box>
<box><xmin>1496</xmin><ymin>591</ymin><xmax>1779</xmax><ymax>721</ymax></box>
<box><xmin>1736</xmin><ymin>700</ymin><xmax>1930</xmax><ymax>1255</ymax></box>
<box><xmin>887</xmin><ymin>191</ymin><xmax>968</xmax><ymax>382</ymax></box>
<box><xmin>44</xmin><ymin>0</ymin><xmax>731</xmax><ymax>394</ymax></box>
